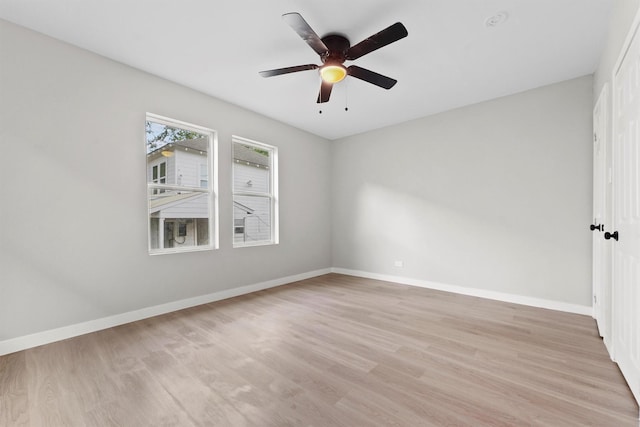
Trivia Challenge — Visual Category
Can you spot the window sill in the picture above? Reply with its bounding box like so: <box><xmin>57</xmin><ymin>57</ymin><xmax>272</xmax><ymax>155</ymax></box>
<box><xmin>149</xmin><ymin>245</ymin><xmax>216</xmax><ymax>256</ymax></box>
<box><xmin>233</xmin><ymin>241</ymin><xmax>278</xmax><ymax>249</ymax></box>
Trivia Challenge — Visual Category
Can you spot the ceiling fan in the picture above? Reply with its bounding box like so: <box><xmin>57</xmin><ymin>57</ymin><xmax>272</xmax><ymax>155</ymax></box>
<box><xmin>259</xmin><ymin>13</ymin><xmax>408</xmax><ymax>104</ymax></box>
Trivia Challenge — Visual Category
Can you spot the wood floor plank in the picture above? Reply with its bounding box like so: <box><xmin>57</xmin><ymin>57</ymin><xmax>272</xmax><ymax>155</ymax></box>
<box><xmin>0</xmin><ymin>352</ymin><xmax>29</xmax><ymax>426</ymax></box>
<box><xmin>1</xmin><ymin>273</ymin><xmax>638</xmax><ymax>426</ymax></box>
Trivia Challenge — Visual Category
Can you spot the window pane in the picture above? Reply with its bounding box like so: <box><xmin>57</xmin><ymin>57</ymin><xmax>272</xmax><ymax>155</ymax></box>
<box><xmin>146</xmin><ymin>121</ymin><xmax>209</xmax><ymax>189</ymax></box>
<box><xmin>232</xmin><ymin>137</ymin><xmax>277</xmax><ymax>247</ymax></box>
<box><xmin>149</xmin><ymin>188</ymin><xmax>210</xmax><ymax>246</ymax></box>
<box><xmin>196</xmin><ymin>218</ymin><xmax>209</xmax><ymax>245</ymax></box>
<box><xmin>233</xmin><ymin>144</ymin><xmax>271</xmax><ymax>193</ymax></box>
<box><xmin>233</xmin><ymin>195</ymin><xmax>271</xmax><ymax>245</ymax></box>
<box><xmin>146</xmin><ymin>115</ymin><xmax>216</xmax><ymax>254</ymax></box>
<box><xmin>149</xmin><ymin>218</ymin><xmax>160</xmax><ymax>249</ymax></box>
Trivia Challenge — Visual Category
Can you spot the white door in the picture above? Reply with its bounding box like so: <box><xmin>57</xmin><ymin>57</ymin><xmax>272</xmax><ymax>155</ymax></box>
<box><xmin>592</xmin><ymin>85</ymin><xmax>608</xmax><ymax>340</ymax></box>
<box><xmin>612</xmin><ymin>21</ymin><xmax>640</xmax><ymax>404</ymax></box>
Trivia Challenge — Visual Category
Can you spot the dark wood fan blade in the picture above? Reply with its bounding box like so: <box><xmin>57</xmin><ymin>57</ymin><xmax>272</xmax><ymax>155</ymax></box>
<box><xmin>346</xmin><ymin>22</ymin><xmax>408</xmax><ymax>60</ymax></box>
<box><xmin>317</xmin><ymin>81</ymin><xmax>333</xmax><ymax>103</ymax></box>
<box><xmin>283</xmin><ymin>13</ymin><xmax>329</xmax><ymax>57</ymax></box>
<box><xmin>347</xmin><ymin>65</ymin><xmax>397</xmax><ymax>89</ymax></box>
<box><xmin>259</xmin><ymin>64</ymin><xmax>318</xmax><ymax>77</ymax></box>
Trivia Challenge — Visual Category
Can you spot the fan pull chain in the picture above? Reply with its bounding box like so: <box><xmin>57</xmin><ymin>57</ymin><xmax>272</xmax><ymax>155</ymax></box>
<box><xmin>345</xmin><ymin>79</ymin><xmax>349</xmax><ymax>112</ymax></box>
<box><xmin>318</xmin><ymin>78</ymin><xmax>350</xmax><ymax>114</ymax></box>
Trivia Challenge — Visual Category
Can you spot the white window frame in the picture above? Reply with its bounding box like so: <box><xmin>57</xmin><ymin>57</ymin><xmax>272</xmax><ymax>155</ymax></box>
<box><xmin>146</xmin><ymin>113</ymin><xmax>219</xmax><ymax>255</ymax></box>
<box><xmin>232</xmin><ymin>136</ymin><xmax>279</xmax><ymax>247</ymax></box>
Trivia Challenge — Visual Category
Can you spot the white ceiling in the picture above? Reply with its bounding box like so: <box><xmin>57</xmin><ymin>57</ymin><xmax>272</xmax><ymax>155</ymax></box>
<box><xmin>0</xmin><ymin>0</ymin><xmax>612</xmax><ymax>140</ymax></box>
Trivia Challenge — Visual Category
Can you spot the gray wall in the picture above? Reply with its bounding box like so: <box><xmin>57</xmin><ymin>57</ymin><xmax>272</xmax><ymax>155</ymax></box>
<box><xmin>331</xmin><ymin>76</ymin><xmax>594</xmax><ymax>306</ymax></box>
<box><xmin>0</xmin><ymin>20</ymin><xmax>332</xmax><ymax>341</ymax></box>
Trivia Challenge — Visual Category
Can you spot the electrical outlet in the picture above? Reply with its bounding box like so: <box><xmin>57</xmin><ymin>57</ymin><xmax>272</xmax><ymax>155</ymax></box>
<box><xmin>394</xmin><ymin>260</ymin><xmax>404</xmax><ymax>268</ymax></box>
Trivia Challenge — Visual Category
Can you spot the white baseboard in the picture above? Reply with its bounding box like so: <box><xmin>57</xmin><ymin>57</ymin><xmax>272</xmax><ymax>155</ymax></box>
<box><xmin>331</xmin><ymin>268</ymin><xmax>593</xmax><ymax>316</ymax></box>
<box><xmin>0</xmin><ymin>268</ymin><xmax>331</xmax><ymax>356</ymax></box>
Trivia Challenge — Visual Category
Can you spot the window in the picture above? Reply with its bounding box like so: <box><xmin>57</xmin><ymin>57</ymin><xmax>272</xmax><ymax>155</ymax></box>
<box><xmin>232</xmin><ymin>136</ymin><xmax>278</xmax><ymax>247</ymax></box>
<box><xmin>199</xmin><ymin>163</ymin><xmax>208</xmax><ymax>188</ymax></box>
<box><xmin>146</xmin><ymin>113</ymin><xmax>218</xmax><ymax>254</ymax></box>
<box><xmin>151</xmin><ymin>162</ymin><xmax>166</xmax><ymax>194</ymax></box>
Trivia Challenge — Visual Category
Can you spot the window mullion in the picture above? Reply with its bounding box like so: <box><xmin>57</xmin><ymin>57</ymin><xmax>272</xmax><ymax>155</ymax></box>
<box><xmin>147</xmin><ymin>183</ymin><xmax>209</xmax><ymax>194</ymax></box>
<box><xmin>233</xmin><ymin>190</ymin><xmax>272</xmax><ymax>198</ymax></box>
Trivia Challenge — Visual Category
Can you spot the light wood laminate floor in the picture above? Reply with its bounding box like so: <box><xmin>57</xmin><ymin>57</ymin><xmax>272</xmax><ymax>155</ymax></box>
<box><xmin>1</xmin><ymin>273</ymin><xmax>638</xmax><ymax>426</ymax></box>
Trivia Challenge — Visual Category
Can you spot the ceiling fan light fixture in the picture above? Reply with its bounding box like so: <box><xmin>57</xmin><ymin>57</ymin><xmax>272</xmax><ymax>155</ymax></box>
<box><xmin>320</xmin><ymin>64</ymin><xmax>347</xmax><ymax>83</ymax></box>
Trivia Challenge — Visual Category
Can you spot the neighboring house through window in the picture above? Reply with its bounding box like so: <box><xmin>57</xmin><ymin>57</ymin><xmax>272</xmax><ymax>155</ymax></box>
<box><xmin>199</xmin><ymin>163</ymin><xmax>208</xmax><ymax>188</ymax></box>
<box><xmin>151</xmin><ymin>161</ymin><xmax>166</xmax><ymax>194</ymax></box>
<box><xmin>232</xmin><ymin>137</ymin><xmax>278</xmax><ymax>247</ymax></box>
<box><xmin>146</xmin><ymin>113</ymin><xmax>218</xmax><ymax>254</ymax></box>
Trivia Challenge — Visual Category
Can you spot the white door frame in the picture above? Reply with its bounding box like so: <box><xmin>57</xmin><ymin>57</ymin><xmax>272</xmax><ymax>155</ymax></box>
<box><xmin>592</xmin><ymin>84</ymin><xmax>609</xmax><ymax>342</ymax></box>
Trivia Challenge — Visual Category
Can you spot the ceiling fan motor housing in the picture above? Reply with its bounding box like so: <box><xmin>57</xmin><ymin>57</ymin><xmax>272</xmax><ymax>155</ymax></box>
<box><xmin>321</xmin><ymin>34</ymin><xmax>350</xmax><ymax>65</ymax></box>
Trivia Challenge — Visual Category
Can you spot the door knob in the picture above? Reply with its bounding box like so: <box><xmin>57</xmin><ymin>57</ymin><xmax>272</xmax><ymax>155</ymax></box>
<box><xmin>590</xmin><ymin>224</ymin><xmax>604</xmax><ymax>232</ymax></box>
<box><xmin>604</xmin><ymin>231</ymin><xmax>619</xmax><ymax>241</ymax></box>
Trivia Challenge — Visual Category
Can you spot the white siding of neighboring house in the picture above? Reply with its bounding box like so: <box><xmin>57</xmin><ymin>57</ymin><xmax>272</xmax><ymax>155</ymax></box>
<box><xmin>147</xmin><ymin>149</ymin><xmax>207</xmax><ymax>188</ymax></box>
<box><xmin>174</xmin><ymin>149</ymin><xmax>208</xmax><ymax>188</ymax></box>
<box><xmin>155</xmin><ymin>193</ymin><xmax>209</xmax><ymax>219</ymax></box>
<box><xmin>234</xmin><ymin>161</ymin><xmax>269</xmax><ymax>193</ymax></box>
<box><xmin>234</xmin><ymin>162</ymin><xmax>271</xmax><ymax>244</ymax></box>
